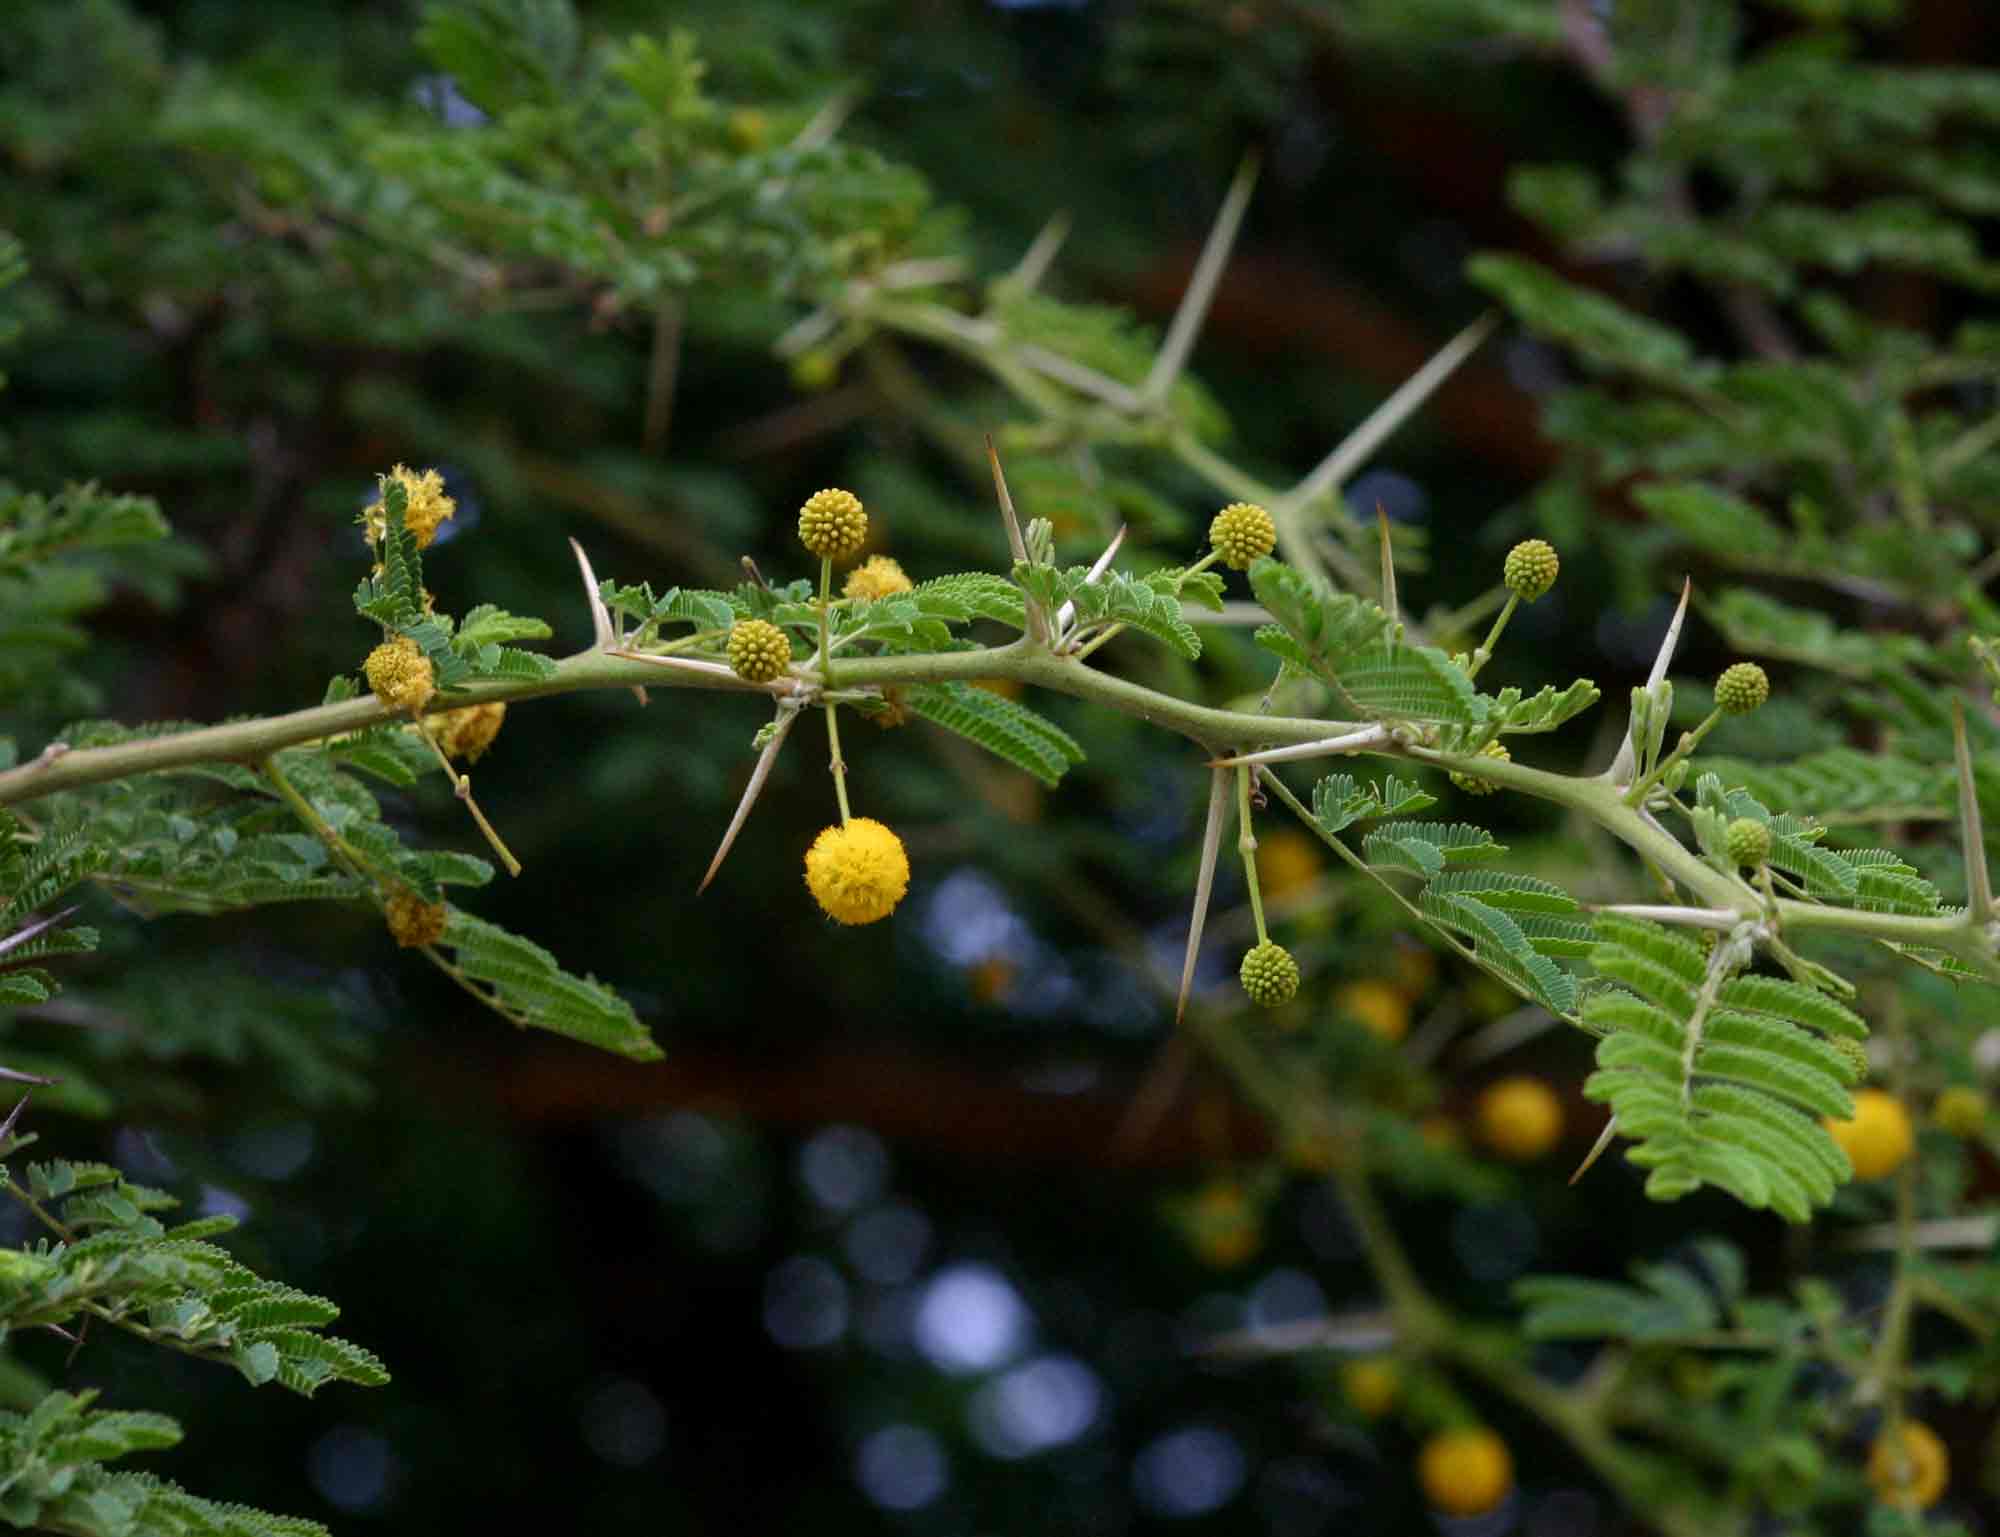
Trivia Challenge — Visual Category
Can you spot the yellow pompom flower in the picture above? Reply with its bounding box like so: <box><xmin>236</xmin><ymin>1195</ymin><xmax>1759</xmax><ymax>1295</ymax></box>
<box><xmin>363</xmin><ymin>635</ymin><xmax>435</xmax><ymax>716</ymax></box>
<box><xmin>1340</xmin><ymin>1358</ymin><xmax>1400</xmax><ymax>1420</ymax></box>
<box><xmin>1335</xmin><ymin>979</ymin><xmax>1411</xmax><ymax>1043</ymax></box>
<box><xmin>798</xmin><ymin>487</ymin><xmax>868</xmax><ymax>559</ymax></box>
<box><xmin>1208</xmin><ymin>502</ymin><xmax>1277</xmax><ymax>570</ymax></box>
<box><xmin>425</xmin><ymin>701</ymin><xmax>506</xmax><ymax>763</ymax></box>
<box><xmin>1477</xmin><ymin>1076</ymin><xmax>1564</xmax><ymax>1161</ymax></box>
<box><xmin>1824</xmin><ymin>1088</ymin><xmax>1914</xmax><ymax>1180</ymax></box>
<box><xmin>1419</xmin><ymin>1427</ymin><xmax>1514</xmax><ymax>1517</ymax></box>
<box><xmin>363</xmin><ymin>464</ymin><xmax>456</xmax><ymax>551</ymax></box>
<box><xmin>804</xmin><ymin>818</ymin><xmax>910</xmax><ymax>925</ymax></box>
<box><xmin>1868</xmin><ymin>1420</ymin><xmax>1949</xmax><ymax>1511</ymax></box>
<box><xmin>843</xmin><ymin>555</ymin><xmax>913</xmax><ymax>601</ymax></box>
<box><xmin>726</xmin><ymin>619</ymin><xmax>792</xmax><ymax>684</ymax></box>
<box><xmin>384</xmin><ymin>891</ymin><xmax>448</xmax><ymax>949</ymax></box>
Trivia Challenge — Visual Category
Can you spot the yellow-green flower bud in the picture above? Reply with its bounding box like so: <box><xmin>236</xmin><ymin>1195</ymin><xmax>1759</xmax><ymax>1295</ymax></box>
<box><xmin>1449</xmin><ymin>740</ymin><xmax>1510</xmax><ymax>795</ymax></box>
<box><xmin>798</xmin><ymin>487</ymin><xmax>868</xmax><ymax>559</ymax></box>
<box><xmin>1239</xmin><ymin>941</ymin><xmax>1300</xmax><ymax>1007</ymax></box>
<box><xmin>1715</xmin><ymin>662</ymin><xmax>1770</xmax><ymax>715</ymax></box>
<box><xmin>727</xmin><ymin>619</ymin><xmax>792</xmax><ymax>683</ymax></box>
<box><xmin>1208</xmin><ymin>502</ymin><xmax>1277</xmax><ymax>570</ymax></box>
<box><xmin>1725</xmin><ymin>816</ymin><xmax>1771</xmax><ymax>869</ymax></box>
<box><xmin>1830</xmin><ymin>1034</ymin><xmax>1871</xmax><ymax>1082</ymax></box>
<box><xmin>1503</xmin><ymin>539</ymin><xmax>1559</xmax><ymax>601</ymax></box>
<box><xmin>1934</xmin><ymin>1085</ymin><xmax>1988</xmax><ymax>1138</ymax></box>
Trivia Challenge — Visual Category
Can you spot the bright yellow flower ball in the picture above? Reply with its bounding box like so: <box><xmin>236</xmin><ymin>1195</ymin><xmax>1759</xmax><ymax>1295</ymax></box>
<box><xmin>1340</xmin><ymin>1358</ymin><xmax>1399</xmax><ymax>1420</ymax></box>
<box><xmin>1824</xmin><ymin>1088</ymin><xmax>1914</xmax><ymax>1180</ymax></box>
<box><xmin>1476</xmin><ymin>1076</ymin><xmax>1564</xmax><ymax>1161</ymax></box>
<box><xmin>1868</xmin><ymin>1420</ymin><xmax>1949</xmax><ymax>1511</ymax></box>
<box><xmin>1334</xmin><ymin>979</ymin><xmax>1411</xmax><ymax>1043</ymax></box>
<box><xmin>803</xmin><ymin>818</ymin><xmax>910</xmax><ymax>925</ymax></box>
<box><xmin>1418</xmin><ymin>1427</ymin><xmax>1513</xmax><ymax>1517</ymax></box>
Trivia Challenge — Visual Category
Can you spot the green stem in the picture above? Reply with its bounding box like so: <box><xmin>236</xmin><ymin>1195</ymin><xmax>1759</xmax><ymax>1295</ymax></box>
<box><xmin>817</xmin><ymin>556</ymin><xmax>835</xmax><ymax>686</ymax></box>
<box><xmin>1625</xmin><ymin>707</ymin><xmax>1722</xmax><ymax>807</ymax></box>
<box><xmin>1866</xmin><ymin>992</ymin><xmax>1920</xmax><ymax>1416</ymax></box>
<box><xmin>1236</xmin><ymin>764</ymin><xmax>1268</xmax><ymax>945</ymax></box>
<box><xmin>262</xmin><ymin>753</ymin><xmax>381</xmax><ymax>884</ymax></box>
<box><xmin>1465</xmin><ymin>592</ymin><xmax>1519</xmax><ymax>680</ymax></box>
<box><xmin>3</xmin><ymin>629</ymin><xmax>1993</xmax><ymax>977</ymax></box>
<box><xmin>826</xmin><ymin>701</ymin><xmax>852</xmax><ymax>825</ymax></box>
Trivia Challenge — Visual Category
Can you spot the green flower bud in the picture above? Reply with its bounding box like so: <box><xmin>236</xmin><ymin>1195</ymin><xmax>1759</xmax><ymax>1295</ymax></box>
<box><xmin>727</xmin><ymin>619</ymin><xmax>792</xmax><ymax>684</ymax></box>
<box><xmin>1830</xmin><ymin>1034</ymin><xmax>1871</xmax><ymax>1082</ymax></box>
<box><xmin>1715</xmin><ymin>662</ymin><xmax>1770</xmax><ymax>715</ymax></box>
<box><xmin>1934</xmin><ymin>1085</ymin><xmax>1988</xmax><ymax>1137</ymax></box>
<box><xmin>1724</xmin><ymin>816</ymin><xmax>1771</xmax><ymax>869</ymax></box>
<box><xmin>1503</xmin><ymin>539</ymin><xmax>1559</xmax><ymax>601</ymax></box>
<box><xmin>1239</xmin><ymin>940</ymin><xmax>1300</xmax><ymax>1007</ymax></box>
<box><xmin>1209</xmin><ymin>502</ymin><xmax>1277</xmax><ymax>570</ymax></box>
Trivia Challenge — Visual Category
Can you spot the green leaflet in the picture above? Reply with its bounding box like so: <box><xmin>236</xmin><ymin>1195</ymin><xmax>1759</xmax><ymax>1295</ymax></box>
<box><xmin>351</xmin><ymin>487</ymin><xmax>557</xmax><ymax>690</ymax></box>
<box><xmin>1351</xmin><ymin>819</ymin><xmax>1581</xmax><ymax>1016</ymax></box>
<box><xmin>437</xmin><ymin>909</ymin><xmax>662</xmax><ymax>1061</ymax></box>
<box><xmin>1362</xmin><ymin>820</ymin><xmax>1507</xmax><ymax>879</ymax></box>
<box><xmin>1695</xmin><ymin>776</ymin><xmax>1859</xmax><ymax>898</ymax></box>
<box><xmin>902</xmin><ymin>682</ymin><xmax>1084</xmax><ymax>789</ymax></box>
<box><xmin>1336</xmin><ymin>643</ymin><xmax>1485</xmax><ymax>726</ymax></box>
<box><xmin>351</xmin><ymin>478</ymin><xmax>424</xmax><ymax>631</ymax></box>
<box><xmin>1492</xmin><ymin>678</ymin><xmax>1601</xmax><ymax>735</ymax></box>
<box><xmin>598</xmin><ymin>580</ymin><xmax>737</xmax><ymax>637</ymax></box>
<box><xmin>0</xmin><ymin>483</ymin><xmax>169</xmax><ymax>571</ymax></box>
<box><xmin>1582</xmin><ymin>916</ymin><xmax>1861</xmax><ymax>1221</ymax></box>
<box><xmin>1247</xmin><ymin>559</ymin><xmax>1484</xmax><ymax>725</ymax></box>
<box><xmin>0</xmin><ymin>1391</ymin><xmax>328</xmax><ymax>1536</ymax></box>
<box><xmin>455</xmin><ymin>603</ymin><xmax>554</xmax><ymax>650</ymax></box>
<box><xmin>0</xmin><ymin>1161</ymin><xmax>386</xmax><ymax>1401</ymax></box>
<box><xmin>1011</xmin><ymin>563</ymin><xmax>1201</xmax><ymax>658</ymax></box>
<box><xmin>1247</xmin><ymin>558</ymin><xmax>1394</xmax><ymax>679</ymax></box>
<box><xmin>1704</xmin><ymin>588</ymin><xmax>1938</xmax><ymax>678</ymax></box>
<box><xmin>909</xmin><ymin>573</ymin><xmax>1028</xmax><ymax>631</ymax></box>
<box><xmin>1468</xmin><ymin>253</ymin><xmax>1710</xmax><ymax>380</ymax></box>
<box><xmin>1309</xmin><ymin>771</ymin><xmax>1435</xmax><ymax>835</ymax></box>
<box><xmin>1421</xmin><ymin>886</ymin><xmax>1579</xmax><ymax>1015</ymax></box>
<box><xmin>1516</xmin><ymin>1239</ymin><xmax>1746</xmax><ymax>1343</ymax></box>
<box><xmin>64</xmin><ymin>743</ymin><xmax>490</xmax><ymax>914</ymax></box>
<box><xmin>1699</xmin><ymin>749</ymin><xmax>1949</xmax><ymax>824</ymax></box>
<box><xmin>1635</xmin><ymin>482</ymin><xmax>1789</xmax><ymax>563</ymax></box>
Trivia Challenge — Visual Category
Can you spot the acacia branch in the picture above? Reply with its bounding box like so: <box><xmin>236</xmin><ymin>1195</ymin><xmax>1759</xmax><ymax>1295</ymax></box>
<box><xmin>3</xmin><ymin>625</ymin><xmax>1992</xmax><ymax>977</ymax></box>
